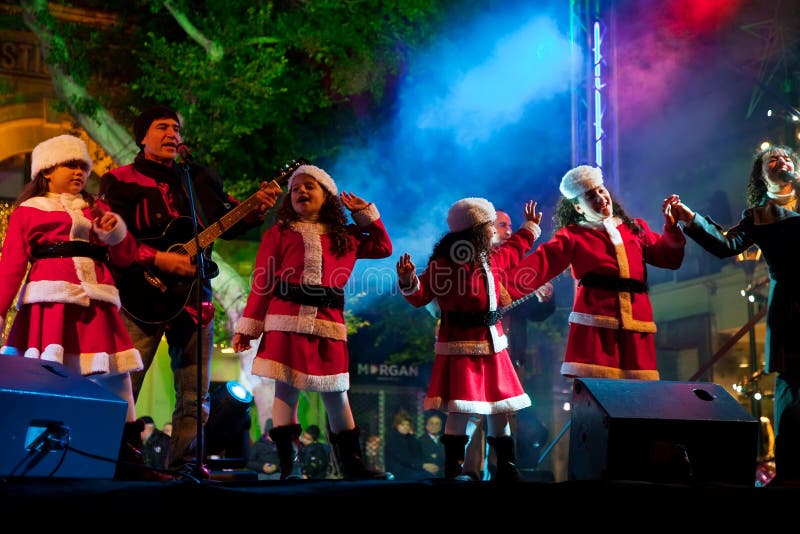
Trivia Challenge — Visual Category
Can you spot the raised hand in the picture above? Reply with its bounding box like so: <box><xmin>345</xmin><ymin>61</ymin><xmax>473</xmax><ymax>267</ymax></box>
<box><xmin>340</xmin><ymin>191</ymin><xmax>369</xmax><ymax>212</ymax></box>
<box><xmin>663</xmin><ymin>194</ymin><xmax>694</xmax><ymax>225</ymax></box>
<box><xmin>396</xmin><ymin>253</ymin><xmax>416</xmax><ymax>286</ymax></box>
<box><xmin>523</xmin><ymin>200</ymin><xmax>543</xmax><ymax>225</ymax></box>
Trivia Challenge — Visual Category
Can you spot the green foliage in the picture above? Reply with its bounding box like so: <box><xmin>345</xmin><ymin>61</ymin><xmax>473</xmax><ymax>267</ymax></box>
<box><xmin>348</xmin><ymin>293</ymin><xmax>438</xmax><ymax>366</ymax></box>
<box><xmin>40</xmin><ymin>0</ymin><xmax>458</xmax><ymax>198</ymax></box>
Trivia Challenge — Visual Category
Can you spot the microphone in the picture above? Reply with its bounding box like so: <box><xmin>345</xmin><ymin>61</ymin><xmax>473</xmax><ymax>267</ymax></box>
<box><xmin>778</xmin><ymin>169</ymin><xmax>798</xmax><ymax>182</ymax></box>
<box><xmin>176</xmin><ymin>143</ymin><xmax>193</xmax><ymax>163</ymax></box>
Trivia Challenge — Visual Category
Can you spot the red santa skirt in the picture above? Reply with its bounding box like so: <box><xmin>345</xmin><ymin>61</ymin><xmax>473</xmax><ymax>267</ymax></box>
<box><xmin>423</xmin><ymin>348</ymin><xmax>531</xmax><ymax>415</ymax></box>
<box><xmin>561</xmin><ymin>323</ymin><xmax>659</xmax><ymax>379</ymax></box>
<box><xmin>1</xmin><ymin>301</ymin><xmax>142</xmax><ymax>376</ymax></box>
<box><xmin>251</xmin><ymin>330</ymin><xmax>350</xmax><ymax>392</ymax></box>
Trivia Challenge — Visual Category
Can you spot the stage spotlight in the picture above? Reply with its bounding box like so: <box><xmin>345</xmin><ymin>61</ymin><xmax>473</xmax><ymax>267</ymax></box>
<box><xmin>204</xmin><ymin>380</ymin><xmax>253</xmax><ymax>468</ymax></box>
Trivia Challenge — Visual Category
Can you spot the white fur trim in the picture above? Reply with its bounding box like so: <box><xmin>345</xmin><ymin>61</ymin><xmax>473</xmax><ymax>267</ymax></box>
<box><xmin>559</xmin><ymin>165</ymin><xmax>603</xmax><ymax>199</ymax></box>
<box><xmin>291</xmin><ymin>222</ymin><xmax>324</xmax><ymax>285</ymax></box>
<box><xmin>18</xmin><ymin>279</ymin><xmax>121</xmax><ymax>308</ymax></box>
<box><xmin>483</xmin><ymin>261</ymin><xmax>498</xmax><ymax>312</ymax></box>
<box><xmin>560</xmin><ymin>361</ymin><xmax>660</xmax><ymax>380</ymax></box>
<box><xmin>351</xmin><ymin>203</ymin><xmax>380</xmax><ymax>226</ymax></box>
<box><xmin>9</xmin><ymin>346</ymin><xmax>143</xmax><ymax>376</ymax></box>
<box><xmin>108</xmin><ymin>348</ymin><xmax>144</xmax><ymax>373</ymax></box>
<box><xmin>94</xmin><ymin>214</ymin><xmax>127</xmax><ymax>246</ymax></box>
<box><xmin>289</xmin><ymin>164</ymin><xmax>338</xmax><ymax>196</ymax></box>
<box><xmin>399</xmin><ymin>276</ymin><xmax>420</xmax><ymax>296</ymax></box>
<box><xmin>569</xmin><ymin>311</ymin><xmax>620</xmax><ymax>329</ymax></box>
<box><xmin>602</xmin><ymin>217</ymin><xmax>623</xmax><ymax>245</ymax></box>
<box><xmin>424</xmin><ymin>392</ymin><xmax>531</xmax><ymax>414</ymax></box>
<box><xmin>251</xmin><ymin>359</ymin><xmax>349</xmax><ymax>392</ymax></box>
<box><xmin>31</xmin><ymin>135</ymin><xmax>93</xmax><ymax>180</ymax></box>
<box><xmin>521</xmin><ymin>221</ymin><xmax>541</xmax><ymax>240</ymax></box>
<box><xmin>235</xmin><ymin>316</ymin><xmax>265</xmax><ymax>337</ymax></box>
<box><xmin>265</xmin><ymin>313</ymin><xmax>347</xmax><ymax>341</ymax></box>
<box><xmin>447</xmin><ymin>197</ymin><xmax>496</xmax><ymax>232</ymax></box>
<box><xmin>35</xmin><ymin>344</ymin><xmax>63</xmax><ymax>364</ymax></box>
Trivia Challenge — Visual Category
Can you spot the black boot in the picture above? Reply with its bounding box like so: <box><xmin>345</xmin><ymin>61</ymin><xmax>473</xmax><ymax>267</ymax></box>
<box><xmin>440</xmin><ymin>434</ymin><xmax>470</xmax><ymax>480</ymax></box>
<box><xmin>329</xmin><ymin>426</ymin><xmax>392</xmax><ymax>480</ymax></box>
<box><xmin>487</xmin><ymin>435</ymin><xmax>522</xmax><ymax>482</ymax></box>
<box><xmin>114</xmin><ymin>421</ymin><xmax>173</xmax><ymax>481</ymax></box>
<box><xmin>269</xmin><ymin>424</ymin><xmax>303</xmax><ymax>480</ymax></box>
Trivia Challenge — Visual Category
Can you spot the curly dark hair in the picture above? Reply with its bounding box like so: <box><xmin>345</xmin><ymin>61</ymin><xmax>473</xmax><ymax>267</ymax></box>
<box><xmin>745</xmin><ymin>144</ymin><xmax>800</xmax><ymax>208</ymax></box>
<box><xmin>429</xmin><ymin>222</ymin><xmax>493</xmax><ymax>267</ymax></box>
<box><xmin>275</xmin><ymin>190</ymin><xmax>353</xmax><ymax>257</ymax></box>
<box><xmin>15</xmin><ymin>161</ymin><xmax>96</xmax><ymax>208</ymax></box>
<box><xmin>553</xmin><ymin>192</ymin><xmax>642</xmax><ymax>234</ymax></box>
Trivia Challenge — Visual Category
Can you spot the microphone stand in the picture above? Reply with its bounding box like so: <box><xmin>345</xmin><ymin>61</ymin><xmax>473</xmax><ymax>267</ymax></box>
<box><xmin>178</xmin><ymin>155</ymin><xmax>207</xmax><ymax>481</ymax></box>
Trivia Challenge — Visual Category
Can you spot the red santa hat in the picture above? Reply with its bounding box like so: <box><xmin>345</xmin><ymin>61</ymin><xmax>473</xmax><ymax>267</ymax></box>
<box><xmin>31</xmin><ymin>134</ymin><xmax>93</xmax><ymax>181</ymax></box>
<box><xmin>559</xmin><ymin>165</ymin><xmax>603</xmax><ymax>199</ymax></box>
<box><xmin>288</xmin><ymin>164</ymin><xmax>338</xmax><ymax>196</ymax></box>
<box><xmin>447</xmin><ymin>197</ymin><xmax>497</xmax><ymax>232</ymax></box>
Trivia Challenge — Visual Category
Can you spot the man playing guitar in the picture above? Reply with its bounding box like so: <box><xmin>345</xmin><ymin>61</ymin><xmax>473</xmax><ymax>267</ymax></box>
<box><xmin>99</xmin><ymin>105</ymin><xmax>282</xmax><ymax>477</ymax></box>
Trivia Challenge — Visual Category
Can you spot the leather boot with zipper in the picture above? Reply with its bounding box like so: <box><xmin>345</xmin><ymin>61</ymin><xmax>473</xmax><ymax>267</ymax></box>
<box><xmin>329</xmin><ymin>426</ymin><xmax>393</xmax><ymax>480</ymax></box>
<box><xmin>268</xmin><ymin>424</ymin><xmax>304</xmax><ymax>480</ymax></box>
<box><xmin>440</xmin><ymin>434</ymin><xmax>471</xmax><ymax>480</ymax></box>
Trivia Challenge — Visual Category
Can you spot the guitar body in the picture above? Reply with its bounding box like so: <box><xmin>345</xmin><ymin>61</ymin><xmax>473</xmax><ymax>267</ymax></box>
<box><xmin>115</xmin><ymin>217</ymin><xmax>219</xmax><ymax>325</ymax></box>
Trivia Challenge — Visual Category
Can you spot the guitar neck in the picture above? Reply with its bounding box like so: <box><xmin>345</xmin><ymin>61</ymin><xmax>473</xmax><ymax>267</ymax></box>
<box><xmin>182</xmin><ymin>181</ymin><xmax>278</xmax><ymax>256</ymax></box>
<box><xmin>499</xmin><ymin>289</ymin><xmax>538</xmax><ymax>316</ymax></box>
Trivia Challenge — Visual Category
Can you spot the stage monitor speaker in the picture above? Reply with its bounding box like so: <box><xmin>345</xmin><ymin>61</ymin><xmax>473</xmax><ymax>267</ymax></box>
<box><xmin>0</xmin><ymin>356</ymin><xmax>128</xmax><ymax>479</ymax></box>
<box><xmin>568</xmin><ymin>378</ymin><xmax>758</xmax><ymax>485</ymax></box>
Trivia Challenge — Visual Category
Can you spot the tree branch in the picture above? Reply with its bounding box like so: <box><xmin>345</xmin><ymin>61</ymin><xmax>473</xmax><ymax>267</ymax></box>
<box><xmin>163</xmin><ymin>0</ymin><xmax>224</xmax><ymax>62</ymax></box>
<box><xmin>21</xmin><ymin>0</ymin><xmax>139</xmax><ymax>164</ymax></box>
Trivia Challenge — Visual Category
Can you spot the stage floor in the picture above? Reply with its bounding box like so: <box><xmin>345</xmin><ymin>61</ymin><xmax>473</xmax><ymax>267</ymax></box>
<box><xmin>1</xmin><ymin>473</ymin><xmax>795</xmax><ymax>527</ymax></box>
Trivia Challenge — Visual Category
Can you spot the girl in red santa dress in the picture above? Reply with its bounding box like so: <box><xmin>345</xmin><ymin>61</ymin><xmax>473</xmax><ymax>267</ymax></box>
<box><xmin>0</xmin><ymin>135</ymin><xmax>151</xmax><ymax>479</ymax></box>
<box><xmin>395</xmin><ymin>197</ymin><xmax>541</xmax><ymax>481</ymax></box>
<box><xmin>232</xmin><ymin>164</ymin><xmax>392</xmax><ymax>480</ymax></box>
<box><xmin>507</xmin><ymin>165</ymin><xmax>685</xmax><ymax>381</ymax></box>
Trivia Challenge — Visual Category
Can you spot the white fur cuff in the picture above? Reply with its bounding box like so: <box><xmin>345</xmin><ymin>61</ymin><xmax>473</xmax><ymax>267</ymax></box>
<box><xmin>235</xmin><ymin>316</ymin><xmax>265</xmax><ymax>337</ymax></box>
<box><xmin>521</xmin><ymin>221</ymin><xmax>541</xmax><ymax>240</ymax></box>
<box><xmin>351</xmin><ymin>203</ymin><xmax>380</xmax><ymax>226</ymax></box>
<box><xmin>93</xmin><ymin>214</ymin><xmax>127</xmax><ymax>246</ymax></box>
<box><xmin>399</xmin><ymin>276</ymin><xmax>420</xmax><ymax>296</ymax></box>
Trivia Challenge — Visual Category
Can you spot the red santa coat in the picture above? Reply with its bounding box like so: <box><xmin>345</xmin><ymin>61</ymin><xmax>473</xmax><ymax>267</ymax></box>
<box><xmin>235</xmin><ymin>204</ymin><xmax>391</xmax><ymax>392</ymax></box>
<box><xmin>507</xmin><ymin>217</ymin><xmax>685</xmax><ymax>379</ymax></box>
<box><xmin>0</xmin><ymin>193</ymin><xmax>142</xmax><ymax>376</ymax></box>
<box><xmin>401</xmin><ymin>223</ymin><xmax>538</xmax><ymax>414</ymax></box>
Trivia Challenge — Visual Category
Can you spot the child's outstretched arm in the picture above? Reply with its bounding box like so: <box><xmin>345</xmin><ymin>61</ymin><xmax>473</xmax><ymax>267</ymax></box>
<box><xmin>344</xmin><ymin>191</ymin><xmax>393</xmax><ymax>259</ymax></box>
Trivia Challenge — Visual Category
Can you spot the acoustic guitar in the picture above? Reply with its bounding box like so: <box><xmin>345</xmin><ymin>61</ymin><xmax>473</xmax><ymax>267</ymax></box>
<box><xmin>116</xmin><ymin>158</ymin><xmax>307</xmax><ymax>324</ymax></box>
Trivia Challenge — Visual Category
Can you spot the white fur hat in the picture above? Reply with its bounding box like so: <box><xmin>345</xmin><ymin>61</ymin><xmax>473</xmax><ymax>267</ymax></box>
<box><xmin>289</xmin><ymin>164</ymin><xmax>338</xmax><ymax>196</ymax></box>
<box><xmin>559</xmin><ymin>165</ymin><xmax>603</xmax><ymax>199</ymax></box>
<box><xmin>31</xmin><ymin>134</ymin><xmax>93</xmax><ymax>181</ymax></box>
<box><xmin>447</xmin><ymin>197</ymin><xmax>497</xmax><ymax>233</ymax></box>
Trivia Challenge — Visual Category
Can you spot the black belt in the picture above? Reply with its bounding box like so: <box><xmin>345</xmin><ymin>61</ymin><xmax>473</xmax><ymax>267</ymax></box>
<box><xmin>31</xmin><ymin>241</ymin><xmax>109</xmax><ymax>263</ymax></box>
<box><xmin>274</xmin><ymin>281</ymin><xmax>345</xmax><ymax>310</ymax></box>
<box><xmin>441</xmin><ymin>309</ymin><xmax>503</xmax><ymax>328</ymax></box>
<box><xmin>579</xmin><ymin>273</ymin><xmax>648</xmax><ymax>294</ymax></box>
